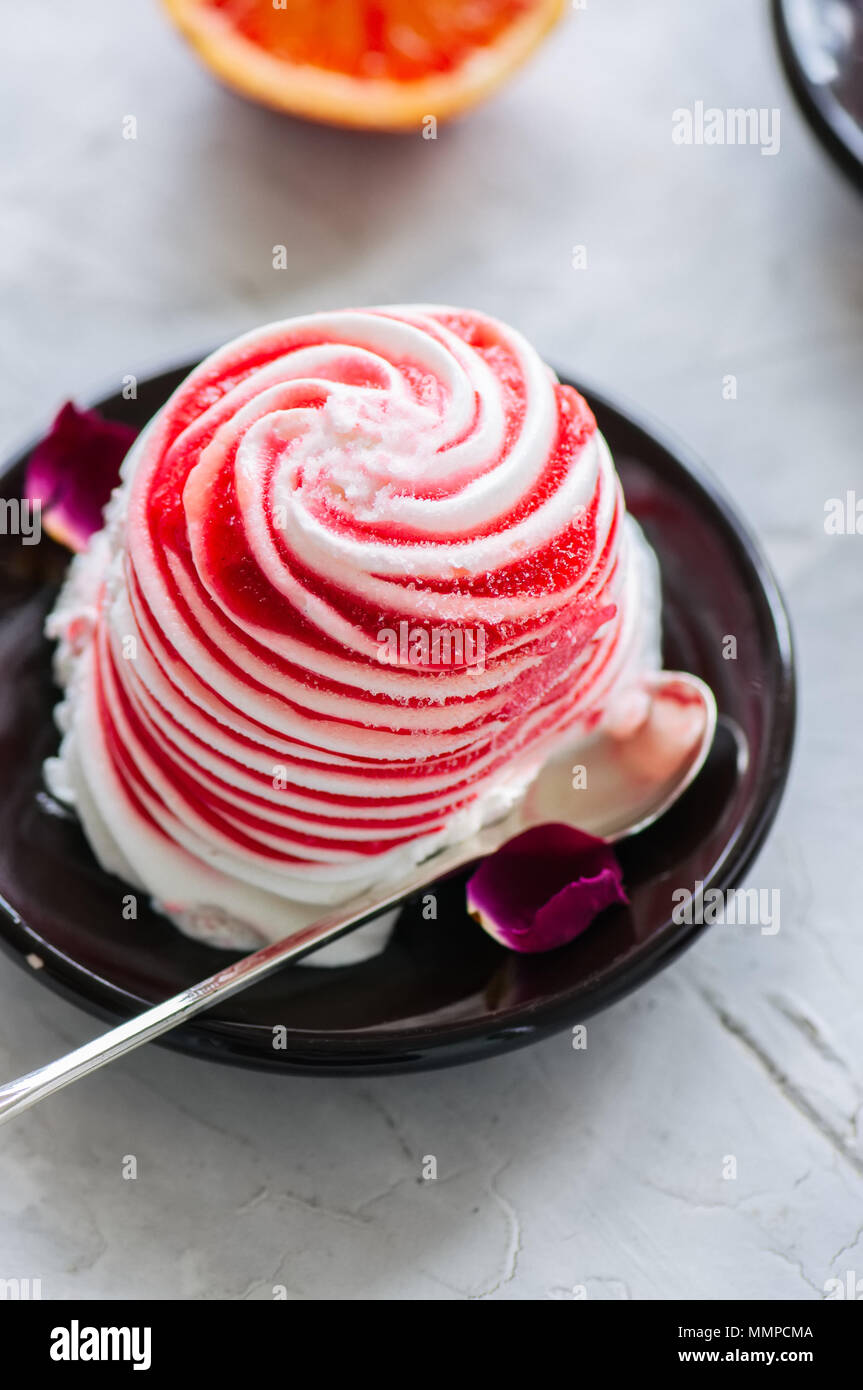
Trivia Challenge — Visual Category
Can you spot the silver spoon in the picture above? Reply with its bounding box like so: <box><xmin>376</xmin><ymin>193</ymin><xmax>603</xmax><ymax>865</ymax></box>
<box><xmin>0</xmin><ymin>670</ymin><xmax>715</xmax><ymax>1124</ymax></box>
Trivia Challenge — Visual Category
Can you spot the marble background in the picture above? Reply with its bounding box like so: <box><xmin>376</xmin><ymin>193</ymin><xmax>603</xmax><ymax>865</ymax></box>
<box><xmin>1</xmin><ymin>0</ymin><xmax>861</xmax><ymax>1300</ymax></box>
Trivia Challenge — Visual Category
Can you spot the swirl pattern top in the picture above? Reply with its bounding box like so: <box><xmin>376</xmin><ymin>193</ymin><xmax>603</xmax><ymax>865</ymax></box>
<box><xmin>47</xmin><ymin>307</ymin><xmax>660</xmax><ymax>947</ymax></box>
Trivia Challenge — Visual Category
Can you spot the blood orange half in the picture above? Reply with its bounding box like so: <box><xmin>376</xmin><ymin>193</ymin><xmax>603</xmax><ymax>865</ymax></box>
<box><xmin>162</xmin><ymin>0</ymin><xmax>566</xmax><ymax>130</ymax></box>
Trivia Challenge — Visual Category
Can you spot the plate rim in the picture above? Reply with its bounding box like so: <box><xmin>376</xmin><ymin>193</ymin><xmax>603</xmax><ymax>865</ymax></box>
<box><xmin>0</xmin><ymin>361</ymin><xmax>797</xmax><ymax>1074</ymax></box>
<box><xmin>772</xmin><ymin>0</ymin><xmax>863</xmax><ymax>193</ymax></box>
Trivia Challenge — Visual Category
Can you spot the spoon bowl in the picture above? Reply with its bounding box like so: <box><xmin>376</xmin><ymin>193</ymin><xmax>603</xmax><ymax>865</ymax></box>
<box><xmin>519</xmin><ymin>671</ymin><xmax>716</xmax><ymax>843</ymax></box>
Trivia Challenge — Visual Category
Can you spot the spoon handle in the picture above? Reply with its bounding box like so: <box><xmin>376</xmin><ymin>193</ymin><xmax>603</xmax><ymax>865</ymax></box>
<box><xmin>0</xmin><ymin>835</ymin><xmax>487</xmax><ymax>1125</ymax></box>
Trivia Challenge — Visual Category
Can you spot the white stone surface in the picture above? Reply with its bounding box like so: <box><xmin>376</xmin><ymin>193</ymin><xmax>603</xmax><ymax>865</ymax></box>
<box><xmin>1</xmin><ymin>0</ymin><xmax>862</xmax><ymax>1301</ymax></box>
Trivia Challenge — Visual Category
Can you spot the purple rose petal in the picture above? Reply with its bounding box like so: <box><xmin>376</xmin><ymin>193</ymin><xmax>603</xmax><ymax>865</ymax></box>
<box><xmin>24</xmin><ymin>401</ymin><xmax>138</xmax><ymax>552</ymax></box>
<box><xmin>467</xmin><ymin>823</ymin><xmax>628</xmax><ymax>953</ymax></box>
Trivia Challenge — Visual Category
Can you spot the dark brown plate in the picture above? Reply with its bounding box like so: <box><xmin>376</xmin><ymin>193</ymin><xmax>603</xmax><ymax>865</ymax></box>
<box><xmin>0</xmin><ymin>364</ymin><xmax>795</xmax><ymax>1075</ymax></box>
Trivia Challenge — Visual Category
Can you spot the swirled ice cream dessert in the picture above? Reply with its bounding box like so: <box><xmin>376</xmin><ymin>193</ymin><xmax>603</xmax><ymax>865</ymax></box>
<box><xmin>46</xmin><ymin>306</ymin><xmax>661</xmax><ymax>960</ymax></box>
